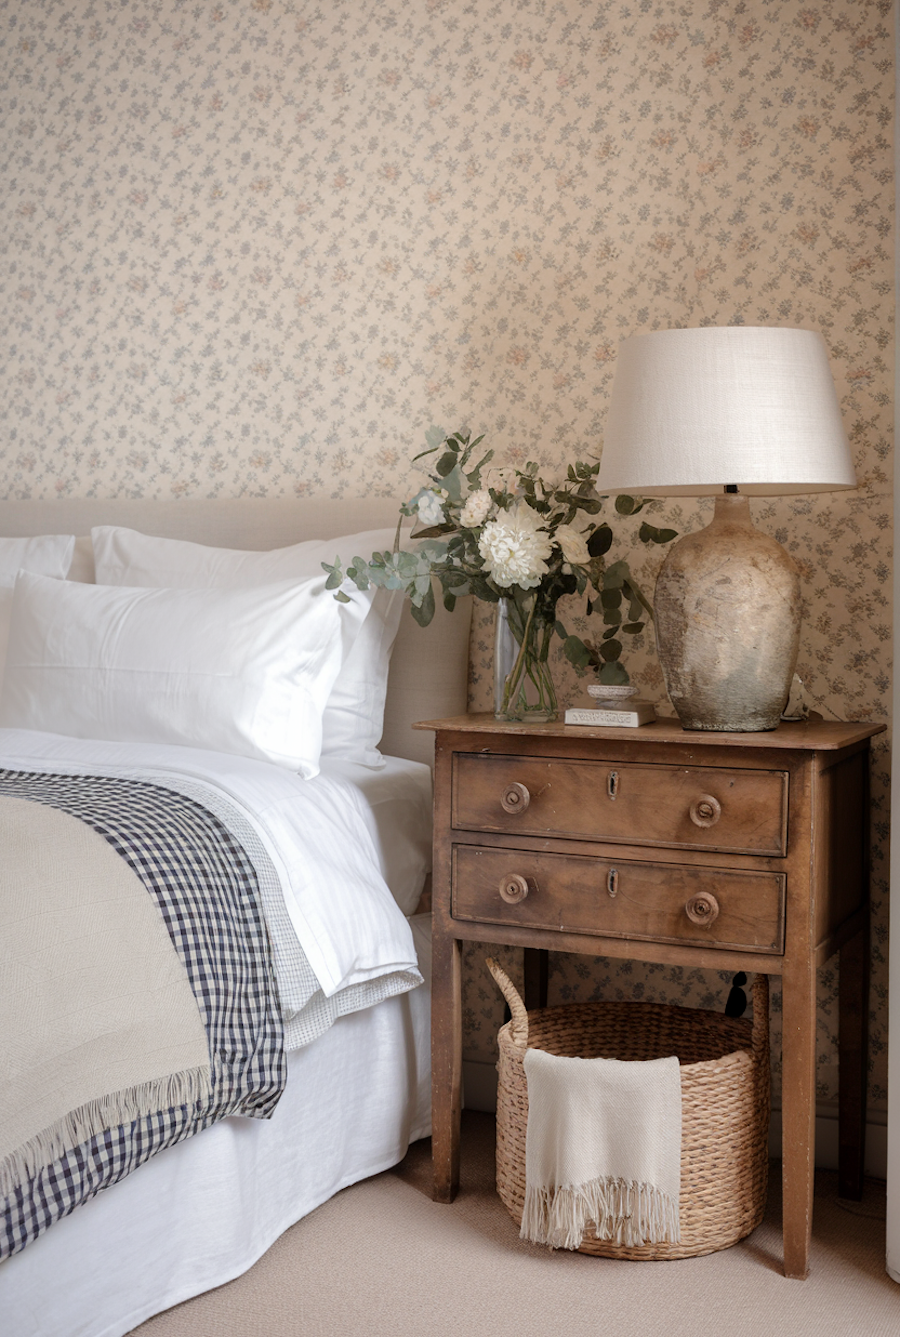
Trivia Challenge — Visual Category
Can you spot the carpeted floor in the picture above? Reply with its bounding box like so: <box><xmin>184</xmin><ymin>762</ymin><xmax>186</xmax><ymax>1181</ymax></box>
<box><xmin>132</xmin><ymin>1112</ymin><xmax>896</xmax><ymax>1337</ymax></box>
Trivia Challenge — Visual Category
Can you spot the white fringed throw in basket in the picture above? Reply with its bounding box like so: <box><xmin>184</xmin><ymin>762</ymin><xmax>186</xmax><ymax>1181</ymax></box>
<box><xmin>520</xmin><ymin>1047</ymin><xmax>683</xmax><ymax>1251</ymax></box>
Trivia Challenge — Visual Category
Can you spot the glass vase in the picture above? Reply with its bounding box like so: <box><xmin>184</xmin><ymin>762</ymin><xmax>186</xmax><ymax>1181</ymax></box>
<box><xmin>493</xmin><ymin>595</ymin><xmax>558</xmax><ymax>723</ymax></box>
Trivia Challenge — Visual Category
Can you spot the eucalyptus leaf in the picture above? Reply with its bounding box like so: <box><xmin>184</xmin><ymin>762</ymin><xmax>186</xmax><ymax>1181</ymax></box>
<box><xmin>346</xmin><ymin>564</ymin><xmax>370</xmax><ymax>589</ymax></box>
<box><xmin>436</xmin><ymin>451</ymin><xmax>458</xmax><ymax>477</ymax></box>
<box><xmin>442</xmin><ymin>568</ymin><xmax>469</xmax><ymax>587</ymax></box>
<box><xmin>598</xmin><ymin>659</ymin><xmax>630</xmax><ymax>686</ymax></box>
<box><xmin>639</xmin><ymin>522</ymin><xmax>679</xmax><ymax>544</ymax></box>
<box><xmin>467</xmin><ymin>449</ymin><xmax>493</xmax><ymax>485</ymax></box>
<box><xmin>410</xmin><ymin>582</ymin><xmax>436</xmax><ymax>626</ymax></box>
<box><xmin>424</xmin><ymin>425</ymin><xmax>447</xmax><ymax>449</ymax></box>
<box><xmin>603</xmin><ymin>559</ymin><xmax>629</xmax><ymax>590</ymax></box>
<box><xmin>588</xmin><ymin>525</ymin><xmax>613</xmax><ymax>557</ymax></box>
<box><xmin>563</xmin><ymin>635</ymin><xmax>593</xmax><ymax>668</ymax></box>
<box><xmin>622</xmin><ymin>576</ymin><xmax>654</xmax><ymax>618</ymax></box>
<box><xmin>439</xmin><ymin>463</ymin><xmax>464</xmax><ymax>502</ymax></box>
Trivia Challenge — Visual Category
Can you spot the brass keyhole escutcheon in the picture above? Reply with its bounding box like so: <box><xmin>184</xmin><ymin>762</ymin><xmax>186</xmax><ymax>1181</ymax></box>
<box><xmin>689</xmin><ymin>793</ymin><xmax>722</xmax><ymax>828</ymax></box>
<box><xmin>499</xmin><ymin>874</ymin><xmax>530</xmax><ymax>905</ymax></box>
<box><xmin>607</xmin><ymin>868</ymin><xmax>619</xmax><ymax>898</ymax></box>
<box><xmin>500</xmin><ymin>782</ymin><xmax>530</xmax><ymax>815</ymax></box>
<box><xmin>684</xmin><ymin>891</ymin><xmax>720</xmax><ymax>927</ymax></box>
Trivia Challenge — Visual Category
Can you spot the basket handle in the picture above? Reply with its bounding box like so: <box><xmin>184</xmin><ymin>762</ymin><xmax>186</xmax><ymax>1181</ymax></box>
<box><xmin>485</xmin><ymin>957</ymin><xmax>529</xmax><ymax>1049</ymax></box>
<box><xmin>750</xmin><ymin>972</ymin><xmax>769</xmax><ymax>1061</ymax></box>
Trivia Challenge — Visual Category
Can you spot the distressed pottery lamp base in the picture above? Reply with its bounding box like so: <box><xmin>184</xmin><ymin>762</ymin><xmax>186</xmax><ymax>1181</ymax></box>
<box><xmin>654</xmin><ymin>493</ymin><xmax>801</xmax><ymax>732</ymax></box>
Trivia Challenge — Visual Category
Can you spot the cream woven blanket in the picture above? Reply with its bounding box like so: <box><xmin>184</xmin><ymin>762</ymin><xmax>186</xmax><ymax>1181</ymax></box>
<box><xmin>521</xmin><ymin>1048</ymin><xmax>682</xmax><ymax>1250</ymax></box>
<box><xmin>0</xmin><ymin>795</ymin><xmax>211</xmax><ymax>1199</ymax></box>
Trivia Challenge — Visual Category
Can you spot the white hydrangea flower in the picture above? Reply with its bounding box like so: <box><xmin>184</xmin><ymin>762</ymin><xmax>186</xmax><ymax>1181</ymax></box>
<box><xmin>413</xmin><ymin>487</ymin><xmax>447</xmax><ymax>527</ymax></box>
<box><xmin>554</xmin><ymin>523</ymin><xmax>591</xmax><ymax>566</ymax></box>
<box><xmin>459</xmin><ymin>488</ymin><xmax>493</xmax><ymax>528</ymax></box>
<box><xmin>478</xmin><ymin>501</ymin><xmax>553</xmax><ymax>589</ymax></box>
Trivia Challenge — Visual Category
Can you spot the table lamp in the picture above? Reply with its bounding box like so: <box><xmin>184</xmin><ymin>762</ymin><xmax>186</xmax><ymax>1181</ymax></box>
<box><xmin>597</xmin><ymin>325</ymin><xmax>856</xmax><ymax>731</ymax></box>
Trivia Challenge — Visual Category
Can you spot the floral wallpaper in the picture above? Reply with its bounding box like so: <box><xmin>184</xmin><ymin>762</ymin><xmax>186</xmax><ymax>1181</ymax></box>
<box><xmin>0</xmin><ymin>1</ymin><xmax>893</xmax><ymax>1122</ymax></box>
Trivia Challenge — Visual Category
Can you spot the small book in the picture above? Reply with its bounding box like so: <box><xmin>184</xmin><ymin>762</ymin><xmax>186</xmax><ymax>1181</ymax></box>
<box><xmin>565</xmin><ymin>700</ymin><xmax>657</xmax><ymax>728</ymax></box>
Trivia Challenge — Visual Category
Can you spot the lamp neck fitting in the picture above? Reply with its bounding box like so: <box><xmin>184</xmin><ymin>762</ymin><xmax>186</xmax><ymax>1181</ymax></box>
<box><xmin>711</xmin><ymin>491</ymin><xmax>753</xmax><ymax>529</ymax></box>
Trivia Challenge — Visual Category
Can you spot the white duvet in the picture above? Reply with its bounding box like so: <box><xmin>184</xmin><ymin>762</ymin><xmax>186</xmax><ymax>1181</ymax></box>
<box><xmin>0</xmin><ymin>728</ymin><xmax>423</xmax><ymax>1027</ymax></box>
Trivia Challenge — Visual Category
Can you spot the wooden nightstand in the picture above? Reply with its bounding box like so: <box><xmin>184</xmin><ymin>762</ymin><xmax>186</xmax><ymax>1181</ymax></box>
<box><xmin>416</xmin><ymin>713</ymin><xmax>885</xmax><ymax>1279</ymax></box>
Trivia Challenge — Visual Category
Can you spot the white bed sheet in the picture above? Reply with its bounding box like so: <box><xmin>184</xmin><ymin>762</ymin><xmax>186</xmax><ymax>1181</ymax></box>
<box><xmin>0</xmin><ymin>728</ymin><xmax>421</xmax><ymax>1002</ymax></box>
<box><xmin>0</xmin><ymin>916</ymin><xmax>432</xmax><ymax>1337</ymax></box>
<box><xmin>317</xmin><ymin>754</ymin><xmax>433</xmax><ymax>916</ymax></box>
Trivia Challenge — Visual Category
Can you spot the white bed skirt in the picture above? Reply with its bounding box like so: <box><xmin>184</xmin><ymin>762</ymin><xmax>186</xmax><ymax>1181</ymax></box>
<box><xmin>1</xmin><ymin>916</ymin><xmax>432</xmax><ymax>1337</ymax></box>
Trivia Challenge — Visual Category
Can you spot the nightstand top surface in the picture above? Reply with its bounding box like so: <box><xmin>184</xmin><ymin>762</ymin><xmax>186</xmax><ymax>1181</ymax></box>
<box><xmin>413</xmin><ymin>712</ymin><xmax>885</xmax><ymax>751</ymax></box>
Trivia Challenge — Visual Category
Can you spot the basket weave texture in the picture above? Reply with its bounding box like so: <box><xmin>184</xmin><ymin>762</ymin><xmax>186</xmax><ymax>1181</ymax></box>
<box><xmin>488</xmin><ymin>958</ymin><xmax>770</xmax><ymax>1260</ymax></box>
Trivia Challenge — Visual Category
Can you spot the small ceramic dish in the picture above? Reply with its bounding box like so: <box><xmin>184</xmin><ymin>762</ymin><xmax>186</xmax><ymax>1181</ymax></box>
<box><xmin>586</xmin><ymin>683</ymin><xmax>638</xmax><ymax>700</ymax></box>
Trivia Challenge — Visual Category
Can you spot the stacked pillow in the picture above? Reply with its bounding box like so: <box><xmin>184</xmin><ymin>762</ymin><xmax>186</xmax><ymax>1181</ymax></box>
<box><xmin>0</xmin><ymin>535</ymin><xmax>76</xmax><ymax>664</ymax></box>
<box><xmin>91</xmin><ymin>525</ymin><xmax>407</xmax><ymax>769</ymax></box>
<box><xmin>0</xmin><ymin>526</ymin><xmax>407</xmax><ymax>775</ymax></box>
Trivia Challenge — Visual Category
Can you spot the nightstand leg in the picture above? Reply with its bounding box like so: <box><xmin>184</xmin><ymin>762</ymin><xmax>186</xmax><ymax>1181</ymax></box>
<box><xmin>431</xmin><ymin>932</ymin><xmax>462</xmax><ymax>1203</ymax></box>
<box><xmin>838</xmin><ymin>928</ymin><xmax>869</xmax><ymax>1199</ymax></box>
<box><xmin>523</xmin><ymin>947</ymin><xmax>548</xmax><ymax>1009</ymax></box>
<box><xmin>780</xmin><ymin>960</ymin><xmax>817</xmax><ymax>1279</ymax></box>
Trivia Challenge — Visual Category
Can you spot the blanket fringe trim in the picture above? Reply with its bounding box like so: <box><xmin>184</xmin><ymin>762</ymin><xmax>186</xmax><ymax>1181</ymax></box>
<box><xmin>1</xmin><ymin>1064</ymin><xmax>212</xmax><ymax>1200</ymax></box>
<box><xmin>520</xmin><ymin>1176</ymin><xmax>681</xmax><ymax>1251</ymax></box>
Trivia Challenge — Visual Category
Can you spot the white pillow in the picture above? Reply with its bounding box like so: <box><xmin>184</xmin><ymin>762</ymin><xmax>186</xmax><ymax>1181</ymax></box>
<box><xmin>0</xmin><ymin>534</ymin><xmax>76</xmax><ymax>667</ymax></box>
<box><xmin>92</xmin><ymin>525</ymin><xmax>408</xmax><ymax>768</ymax></box>
<box><xmin>0</xmin><ymin>571</ymin><xmax>362</xmax><ymax>775</ymax></box>
<box><xmin>0</xmin><ymin>534</ymin><xmax>75</xmax><ymax>582</ymax></box>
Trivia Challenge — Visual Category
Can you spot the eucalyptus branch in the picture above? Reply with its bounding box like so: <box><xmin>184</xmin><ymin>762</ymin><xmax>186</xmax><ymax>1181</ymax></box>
<box><xmin>323</xmin><ymin>428</ymin><xmax>678</xmax><ymax>684</ymax></box>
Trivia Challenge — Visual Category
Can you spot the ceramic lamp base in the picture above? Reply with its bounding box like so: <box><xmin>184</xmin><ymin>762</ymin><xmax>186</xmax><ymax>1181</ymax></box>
<box><xmin>654</xmin><ymin>493</ymin><xmax>801</xmax><ymax>732</ymax></box>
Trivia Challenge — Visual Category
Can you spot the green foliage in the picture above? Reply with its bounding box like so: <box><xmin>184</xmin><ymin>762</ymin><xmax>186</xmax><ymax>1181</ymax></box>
<box><xmin>322</xmin><ymin>429</ymin><xmax>678</xmax><ymax>684</ymax></box>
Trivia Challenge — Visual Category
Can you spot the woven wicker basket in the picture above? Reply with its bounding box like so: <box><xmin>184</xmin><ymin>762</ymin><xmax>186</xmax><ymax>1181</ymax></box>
<box><xmin>487</xmin><ymin>957</ymin><xmax>770</xmax><ymax>1260</ymax></box>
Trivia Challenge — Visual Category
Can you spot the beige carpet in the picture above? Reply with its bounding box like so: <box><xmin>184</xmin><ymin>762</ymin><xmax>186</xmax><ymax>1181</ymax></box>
<box><xmin>132</xmin><ymin>1112</ymin><xmax>895</xmax><ymax>1337</ymax></box>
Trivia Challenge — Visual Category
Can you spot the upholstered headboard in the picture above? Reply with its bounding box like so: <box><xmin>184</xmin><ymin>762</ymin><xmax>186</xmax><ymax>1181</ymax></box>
<box><xmin>0</xmin><ymin>497</ymin><xmax>472</xmax><ymax>769</ymax></box>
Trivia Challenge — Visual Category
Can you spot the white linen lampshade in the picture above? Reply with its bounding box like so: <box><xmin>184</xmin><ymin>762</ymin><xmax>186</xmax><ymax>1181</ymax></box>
<box><xmin>598</xmin><ymin>326</ymin><xmax>856</xmax><ymax>731</ymax></box>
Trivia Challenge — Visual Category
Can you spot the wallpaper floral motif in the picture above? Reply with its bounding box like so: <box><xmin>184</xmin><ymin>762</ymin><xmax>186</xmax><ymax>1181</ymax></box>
<box><xmin>0</xmin><ymin>0</ymin><xmax>893</xmax><ymax>1119</ymax></box>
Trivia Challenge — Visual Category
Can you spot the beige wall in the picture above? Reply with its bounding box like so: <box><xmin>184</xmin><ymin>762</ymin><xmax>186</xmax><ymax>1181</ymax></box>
<box><xmin>0</xmin><ymin>0</ymin><xmax>893</xmax><ymax>1117</ymax></box>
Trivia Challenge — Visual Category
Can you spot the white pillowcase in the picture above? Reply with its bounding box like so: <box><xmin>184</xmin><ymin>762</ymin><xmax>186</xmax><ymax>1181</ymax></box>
<box><xmin>92</xmin><ymin>525</ymin><xmax>407</xmax><ymax>769</ymax></box>
<box><xmin>0</xmin><ymin>534</ymin><xmax>76</xmax><ymax>668</ymax></box>
<box><xmin>0</xmin><ymin>534</ymin><xmax>75</xmax><ymax>582</ymax></box>
<box><xmin>0</xmin><ymin>571</ymin><xmax>362</xmax><ymax>775</ymax></box>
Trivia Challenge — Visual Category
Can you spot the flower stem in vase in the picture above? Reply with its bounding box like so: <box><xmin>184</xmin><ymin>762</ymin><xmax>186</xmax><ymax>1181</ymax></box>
<box><xmin>494</xmin><ymin>595</ymin><xmax>558</xmax><ymax>723</ymax></box>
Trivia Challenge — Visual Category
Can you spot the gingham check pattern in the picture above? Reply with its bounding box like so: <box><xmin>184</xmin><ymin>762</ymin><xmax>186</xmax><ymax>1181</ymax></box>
<box><xmin>1</xmin><ymin>769</ymin><xmax>286</xmax><ymax>1260</ymax></box>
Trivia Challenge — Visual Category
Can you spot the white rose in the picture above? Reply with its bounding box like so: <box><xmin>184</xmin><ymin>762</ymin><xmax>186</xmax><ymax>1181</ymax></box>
<box><xmin>414</xmin><ymin>488</ymin><xmax>447</xmax><ymax>527</ymax></box>
<box><xmin>482</xmin><ymin>465</ymin><xmax>520</xmax><ymax>497</ymax></box>
<box><xmin>478</xmin><ymin>501</ymin><xmax>553</xmax><ymax>589</ymax></box>
<box><xmin>459</xmin><ymin>489</ymin><xmax>493</xmax><ymax>528</ymax></box>
<box><xmin>554</xmin><ymin>523</ymin><xmax>591</xmax><ymax>566</ymax></box>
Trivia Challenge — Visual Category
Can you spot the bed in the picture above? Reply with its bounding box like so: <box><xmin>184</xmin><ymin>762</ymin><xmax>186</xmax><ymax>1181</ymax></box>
<box><xmin>0</xmin><ymin>497</ymin><xmax>470</xmax><ymax>1337</ymax></box>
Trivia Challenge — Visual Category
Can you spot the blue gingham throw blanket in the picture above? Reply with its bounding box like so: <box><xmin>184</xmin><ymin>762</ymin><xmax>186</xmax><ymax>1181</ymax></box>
<box><xmin>0</xmin><ymin>769</ymin><xmax>287</xmax><ymax>1260</ymax></box>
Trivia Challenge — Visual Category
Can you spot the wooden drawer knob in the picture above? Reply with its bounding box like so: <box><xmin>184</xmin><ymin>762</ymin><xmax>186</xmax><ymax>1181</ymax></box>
<box><xmin>499</xmin><ymin>874</ymin><xmax>530</xmax><ymax>904</ymax></box>
<box><xmin>684</xmin><ymin>891</ymin><xmax>720</xmax><ymax>927</ymax></box>
<box><xmin>689</xmin><ymin>794</ymin><xmax>722</xmax><ymax>828</ymax></box>
<box><xmin>500</xmin><ymin>782</ymin><xmax>531</xmax><ymax>815</ymax></box>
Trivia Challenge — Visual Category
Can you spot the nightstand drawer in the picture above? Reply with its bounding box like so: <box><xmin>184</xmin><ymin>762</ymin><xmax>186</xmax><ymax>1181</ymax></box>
<box><xmin>451</xmin><ymin>844</ymin><xmax>786</xmax><ymax>953</ymax></box>
<box><xmin>452</xmin><ymin>754</ymin><xmax>788</xmax><ymax>856</ymax></box>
